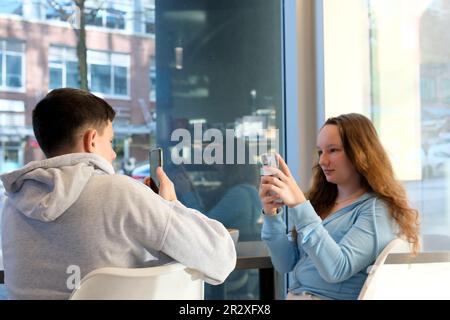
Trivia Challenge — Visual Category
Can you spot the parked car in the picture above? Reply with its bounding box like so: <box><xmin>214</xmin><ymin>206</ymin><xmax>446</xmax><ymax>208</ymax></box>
<box><xmin>131</xmin><ymin>164</ymin><xmax>149</xmax><ymax>183</ymax></box>
<box><xmin>426</xmin><ymin>143</ymin><xmax>450</xmax><ymax>178</ymax></box>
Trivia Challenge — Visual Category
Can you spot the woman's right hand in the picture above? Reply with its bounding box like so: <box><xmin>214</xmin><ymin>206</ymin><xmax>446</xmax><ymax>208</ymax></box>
<box><xmin>259</xmin><ymin>154</ymin><xmax>306</xmax><ymax>215</ymax></box>
<box><xmin>259</xmin><ymin>182</ymin><xmax>284</xmax><ymax>215</ymax></box>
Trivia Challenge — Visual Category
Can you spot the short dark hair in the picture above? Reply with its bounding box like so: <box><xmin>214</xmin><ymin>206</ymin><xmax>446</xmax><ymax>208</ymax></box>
<box><xmin>32</xmin><ymin>88</ymin><xmax>116</xmax><ymax>157</ymax></box>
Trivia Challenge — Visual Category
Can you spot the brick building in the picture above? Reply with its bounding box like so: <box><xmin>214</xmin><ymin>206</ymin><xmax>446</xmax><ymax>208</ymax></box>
<box><xmin>0</xmin><ymin>0</ymin><xmax>155</xmax><ymax>173</ymax></box>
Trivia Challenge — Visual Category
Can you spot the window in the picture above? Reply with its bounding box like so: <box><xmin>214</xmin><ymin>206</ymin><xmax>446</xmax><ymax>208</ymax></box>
<box><xmin>48</xmin><ymin>46</ymin><xmax>129</xmax><ymax>97</ymax></box>
<box><xmin>45</xmin><ymin>1</ymin><xmax>74</xmax><ymax>21</ymax></box>
<box><xmin>323</xmin><ymin>0</ymin><xmax>450</xmax><ymax>250</ymax></box>
<box><xmin>0</xmin><ymin>99</ymin><xmax>25</xmax><ymax>127</ymax></box>
<box><xmin>86</xmin><ymin>8</ymin><xmax>126</xmax><ymax>30</ymax></box>
<box><xmin>421</xmin><ymin>77</ymin><xmax>436</xmax><ymax>102</ymax></box>
<box><xmin>144</xmin><ymin>7</ymin><xmax>155</xmax><ymax>34</ymax></box>
<box><xmin>0</xmin><ymin>1</ymin><xmax>155</xmax><ymax>292</ymax></box>
<box><xmin>0</xmin><ymin>99</ymin><xmax>25</xmax><ymax>173</ymax></box>
<box><xmin>155</xmin><ymin>0</ymin><xmax>284</xmax><ymax>300</ymax></box>
<box><xmin>0</xmin><ymin>0</ymin><xmax>22</xmax><ymax>16</ymax></box>
<box><xmin>149</xmin><ymin>55</ymin><xmax>156</xmax><ymax>102</ymax></box>
<box><xmin>46</xmin><ymin>3</ymin><xmax>126</xmax><ymax>31</ymax></box>
<box><xmin>88</xmin><ymin>50</ymin><xmax>130</xmax><ymax>97</ymax></box>
<box><xmin>442</xmin><ymin>79</ymin><xmax>450</xmax><ymax>103</ymax></box>
<box><xmin>0</xmin><ymin>40</ymin><xmax>24</xmax><ymax>91</ymax></box>
<box><xmin>49</xmin><ymin>46</ymin><xmax>80</xmax><ymax>89</ymax></box>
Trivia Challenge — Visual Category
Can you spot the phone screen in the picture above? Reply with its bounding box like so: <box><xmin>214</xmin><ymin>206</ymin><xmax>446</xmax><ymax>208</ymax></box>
<box><xmin>149</xmin><ymin>148</ymin><xmax>163</xmax><ymax>188</ymax></box>
<box><xmin>259</xmin><ymin>152</ymin><xmax>279</xmax><ymax>176</ymax></box>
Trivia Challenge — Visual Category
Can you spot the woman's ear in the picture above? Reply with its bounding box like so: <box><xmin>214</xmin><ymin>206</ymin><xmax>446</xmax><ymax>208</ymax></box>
<box><xmin>83</xmin><ymin>129</ymin><xmax>97</xmax><ymax>153</ymax></box>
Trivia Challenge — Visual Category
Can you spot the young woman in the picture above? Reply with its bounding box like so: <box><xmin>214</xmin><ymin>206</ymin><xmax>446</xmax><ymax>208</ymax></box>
<box><xmin>259</xmin><ymin>113</ymin><xmax>420</xmax><ymax>300</ymax></box>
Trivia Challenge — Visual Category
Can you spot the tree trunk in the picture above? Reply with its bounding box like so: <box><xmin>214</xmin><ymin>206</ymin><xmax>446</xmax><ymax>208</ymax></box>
<box><xmin>75</xmin><ymin>0</ymin><xmax>88</xmax><ymax>90</ymax></box>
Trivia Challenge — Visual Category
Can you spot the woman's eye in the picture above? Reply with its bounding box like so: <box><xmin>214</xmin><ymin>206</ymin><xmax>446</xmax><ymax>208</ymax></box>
<box><xmin>318</xmin><ymin>151</ymin><xmax>323</xmax><ymax>156</ymax></box>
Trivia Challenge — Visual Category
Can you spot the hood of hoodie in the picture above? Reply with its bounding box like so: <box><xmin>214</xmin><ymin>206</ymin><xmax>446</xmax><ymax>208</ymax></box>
<box><xmin>0</xmin><ymin>153</ymin><xmax>114</xmax><ymax>222</ymax></box>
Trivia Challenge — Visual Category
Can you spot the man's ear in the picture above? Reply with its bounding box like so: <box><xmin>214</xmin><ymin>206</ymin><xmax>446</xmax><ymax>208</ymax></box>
<box><xmin>83</xmin><ymin>129</ymin><xmax>97</xmax><ymax>153</ymax></box>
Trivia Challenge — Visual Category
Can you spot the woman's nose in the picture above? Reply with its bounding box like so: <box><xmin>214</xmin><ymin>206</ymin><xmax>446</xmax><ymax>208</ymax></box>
<box><xmin>319</xmin><ymin>153</ymin><xmax>328</xmax><ymax>166</ymax></box>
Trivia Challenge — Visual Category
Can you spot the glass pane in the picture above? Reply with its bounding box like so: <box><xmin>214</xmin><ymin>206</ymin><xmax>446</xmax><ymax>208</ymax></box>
<box><xmin>149</xmin><ymin>56</ymin><xmax>156</xmax><ymax>102</ymax></box>
<box><xmin>145</xmin><ymin>8</ymin><xmax>155</xmax><ymax>34</ymax></box>
<box><xmin>49</xmin><ymin>67</ymin><xmax>62</xmax><ymax>89</ymax></box>
<box><xmin>66</xmin><ymin>61</ymin><xmax>80</xmax><ymax>88</ymax></box>
<box><xmin>85</xmin><ymin>8</ymin><xmax>103</xmax><ymax>26</ymax></box>
<box><xmin>0</xmin><ymin>0</ymin><xmax>22</xmax><ymax>16</ymax></box>
<box><xmin>6</xmin><ymin>55</ymin><xmax>22</xmax><ymax>87</ymax></box>
<box><xmin>106</xmin><ymin>9</ymin><xmax>125</xmax><ymax>30</ymax></box>
<box><xmin>0</xmin><ymin>53</ymin><xmax>2</xmax><ymax>86</ymax></box>
<box><xmin>90</xmin><ymin>64</ymin><xmax>111</xmax><ymax>94</ymax></box>
<box><xmin>156</xmin><ymin>0</ymin><xmax>284</xmax><ymax>300</ymax></box>
<box><xmin>323</xmin><ymin>0</ymin><xmax>450</xmax><ymax>251</ymax></box>
<box><xmin>45</xmin><ymin>1</ymin><xmax>74</xmax><ymax>21</ymax></box>
<box><xmin>113</xmin><ymin>66</ymin><xmax>127</xmax><ymax>95</ymax></box>
<box><xmin>368</xmin><ymin>1</ymin><xmax>450</xmax><ymax>249</ymax></box>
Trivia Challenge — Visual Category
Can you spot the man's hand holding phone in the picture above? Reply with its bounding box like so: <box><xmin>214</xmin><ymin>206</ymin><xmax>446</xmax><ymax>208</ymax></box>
<box><xmin>144</xmin><ymin>148</ymin><xmax>177</xmax><ymax>202</ymax></box>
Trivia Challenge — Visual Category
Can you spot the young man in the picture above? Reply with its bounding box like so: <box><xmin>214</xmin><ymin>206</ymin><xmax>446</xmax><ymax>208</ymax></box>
<box><xmin>0</xmin><ymin>88</ymin><xmax>236</xmax><ymax>299</ymax></box>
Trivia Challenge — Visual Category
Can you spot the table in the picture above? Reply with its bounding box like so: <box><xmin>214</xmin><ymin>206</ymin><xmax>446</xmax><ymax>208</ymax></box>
<box><xmin>385</xmin><ymin>251</ymin><xmax>450</xmax><ymax>264</ymax></box>
<box><xmin>235</xmin><ymin>241</ymin><xmax>274</xmax><ymax>300</ymax></box>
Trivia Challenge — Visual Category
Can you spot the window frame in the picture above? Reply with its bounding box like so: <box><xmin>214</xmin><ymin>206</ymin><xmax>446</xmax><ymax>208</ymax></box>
<box><xmin>87</xmin><ymin>49</ymin><xmax>131</xmax><ymax>100</ymax></box>
<box><xmin>48</xmin><ymin>46</ymin><xmax>130</xmax><ymax>99</ymax></box>
<box><xmin>0</xmin><ymin>39</ymin><xmax>26</xmax><ymax>93</ymax></box>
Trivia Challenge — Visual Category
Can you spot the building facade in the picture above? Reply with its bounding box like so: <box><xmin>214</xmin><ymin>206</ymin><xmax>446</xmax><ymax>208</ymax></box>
<box><xmin>0</xmin><ymin>0</ymin><xmax>156</xmax><ymax>173</ymax></box>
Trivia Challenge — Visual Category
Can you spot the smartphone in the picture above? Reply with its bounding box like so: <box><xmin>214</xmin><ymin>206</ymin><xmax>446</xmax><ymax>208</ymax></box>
<box><xmin>259</xmin><ymin>152</ymin><xmax>279</xmax><ymax>176</ymax></box>
<box><xmin>259</xmin><ymin>152</ymin><xmax>283</xmax><ymax>203</ymax></box>
<box><xmin>149</xmin><ymin>148</ymin><xmax>163</xmax><ymax>188</ymax></box>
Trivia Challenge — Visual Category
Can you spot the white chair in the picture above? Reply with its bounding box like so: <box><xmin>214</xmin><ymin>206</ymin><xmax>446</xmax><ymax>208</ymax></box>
<box><xmin>69</xmin><ymin>262</ymin><xmax>204</xmax><ymax>300</ymax></box>
<box><xmin>358</xmin><ymin>238</ymin><xmax>409</xmax><ymax>300</ymax></box>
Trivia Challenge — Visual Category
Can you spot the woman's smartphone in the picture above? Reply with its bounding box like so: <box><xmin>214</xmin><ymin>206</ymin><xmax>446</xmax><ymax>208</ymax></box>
<box><xmin>149</xmin><ymin>148</ymin><xmax>163</xmax><ymax>188</ymax></box>
<box><xmin>259</xmin><ymin>152</ymin><xmax>283</xmax><ymax>203</ymax></box>
<box><xmin>259</xmin><ymin>152</ymin><xmax>279</xmax><ymax>176</ymax></box>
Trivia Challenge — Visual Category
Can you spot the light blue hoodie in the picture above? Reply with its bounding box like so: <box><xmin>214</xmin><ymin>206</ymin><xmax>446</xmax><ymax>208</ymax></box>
<box><xmin>1</xmin><ymin>153</ymin><xmax>236</xmax><ymax>299</ymax></box>
<box><xmin>262</xmin><ymin>193</ymin><xmax>398</xmax><ymax>300</ymax></box>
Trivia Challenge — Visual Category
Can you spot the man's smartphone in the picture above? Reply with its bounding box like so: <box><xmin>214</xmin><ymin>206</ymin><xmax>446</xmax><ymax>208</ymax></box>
<box><xmin>149</xmin><ymin>148</ymin><xmax>163</xmax><ymax>188</ymax></box>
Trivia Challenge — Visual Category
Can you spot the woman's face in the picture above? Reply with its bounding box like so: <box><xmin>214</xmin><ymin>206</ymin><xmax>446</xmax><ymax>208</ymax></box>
<box><xmin>316</xmin><ymin>124</ymin><xmax>359</xmax><ymax>185</ymax></box>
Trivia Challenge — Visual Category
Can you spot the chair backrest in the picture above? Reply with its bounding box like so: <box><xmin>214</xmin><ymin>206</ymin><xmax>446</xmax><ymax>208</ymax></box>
<box><xmin>358</xmin><ymin>238</ymin><xmax>409</xmax><ymax>300</ymax></box>
<box><xmin>69</xmin><ymin>262</ymin><xmax>204</xmax><ymax>300</ymax></box>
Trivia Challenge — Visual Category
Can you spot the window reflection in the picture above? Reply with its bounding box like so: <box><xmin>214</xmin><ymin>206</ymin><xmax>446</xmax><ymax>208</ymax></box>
<box><xmin>155</xmin><ymin>0</ymin><xmax>284</xmax><ymax>299</ymax></box>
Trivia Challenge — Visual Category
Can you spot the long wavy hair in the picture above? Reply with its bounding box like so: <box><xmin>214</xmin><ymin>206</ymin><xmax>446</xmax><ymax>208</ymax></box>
<box><xmin>306</xmin><ymin>113</ymin><xmax>420</xmax><ymax>253</ymax></box>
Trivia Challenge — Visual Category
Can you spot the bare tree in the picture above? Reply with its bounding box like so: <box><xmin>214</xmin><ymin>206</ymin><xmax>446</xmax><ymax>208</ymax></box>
<box><xmin>46</xmin><ymin>0</ymin><xmax>104</xmax><ymax>90</ymax></box>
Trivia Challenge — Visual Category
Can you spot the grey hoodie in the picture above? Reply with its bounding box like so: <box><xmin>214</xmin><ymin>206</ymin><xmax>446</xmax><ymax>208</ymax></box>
<box><xmin>0</xmin><ymin>153</ymin><xmax>236</xmax><ymax>299</ymax></box>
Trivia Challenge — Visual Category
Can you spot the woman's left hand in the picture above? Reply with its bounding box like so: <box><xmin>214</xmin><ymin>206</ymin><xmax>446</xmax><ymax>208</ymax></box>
<box><xmin>260</xmin><ymin>154</ymin><xmax>307</xmax><ymax>208</ymax></box>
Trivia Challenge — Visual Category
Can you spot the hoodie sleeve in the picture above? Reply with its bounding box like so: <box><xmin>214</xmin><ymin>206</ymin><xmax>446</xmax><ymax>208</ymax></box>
<box><xmin>122</xmin><ymin>178</ymin><xmax>237</xmax><ymax>285</ymax></box>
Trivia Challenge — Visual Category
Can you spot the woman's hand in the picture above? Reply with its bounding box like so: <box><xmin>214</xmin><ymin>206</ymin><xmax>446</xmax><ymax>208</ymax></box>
<box><xmin>259</xmin><ymin>154</ymin><xmax>306</xmax><ymax>214</ymax></box>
